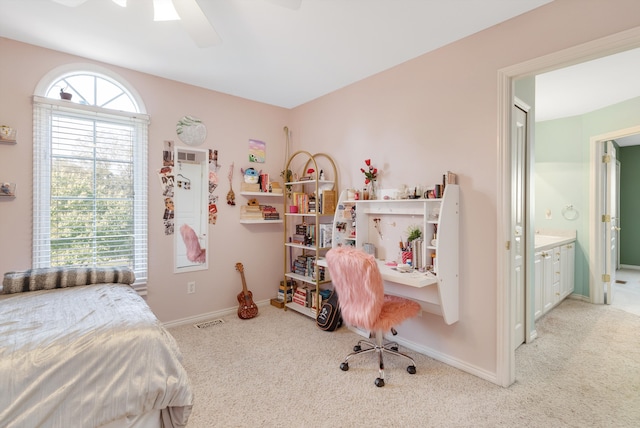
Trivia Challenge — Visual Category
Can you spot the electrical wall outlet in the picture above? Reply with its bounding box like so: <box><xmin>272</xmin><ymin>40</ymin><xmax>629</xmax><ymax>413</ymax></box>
<box><xmin>187</xmin><ymin>281</ymin><xmax>196</xmax><ymax>294</ymax></box>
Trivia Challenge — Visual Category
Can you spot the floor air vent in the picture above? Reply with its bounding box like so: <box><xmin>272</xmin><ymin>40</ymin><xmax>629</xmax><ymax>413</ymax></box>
<box><xmin>194</xmin><ymin>319</ymin><xmax>225</xmax><ymax>329</ymax></box>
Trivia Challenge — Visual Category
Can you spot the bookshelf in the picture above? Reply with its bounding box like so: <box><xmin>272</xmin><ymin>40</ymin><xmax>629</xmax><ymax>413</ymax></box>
<box><xmin>281</xmin><ymin>151</ymin><xmax>338</xmax><ymax>317</ymax></box>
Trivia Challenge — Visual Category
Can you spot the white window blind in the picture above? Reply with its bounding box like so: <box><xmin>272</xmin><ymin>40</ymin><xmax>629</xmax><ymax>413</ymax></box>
<box><xmin>33</xmin><ymin>96</ymin><xmax>149</xmax><ymax>292</ymax></box>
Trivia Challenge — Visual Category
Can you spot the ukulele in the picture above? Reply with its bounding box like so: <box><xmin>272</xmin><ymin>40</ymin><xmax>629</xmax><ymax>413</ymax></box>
<box><xmin>235</xmin><ymin>262</ymin><xmax>258</xmax><ymax>319</ymax></box>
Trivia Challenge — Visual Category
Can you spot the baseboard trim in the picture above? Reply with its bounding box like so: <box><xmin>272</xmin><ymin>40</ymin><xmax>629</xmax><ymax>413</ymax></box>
<box><xmin>568</xmin><ymin>293</ymin><xmax>589</xmax><ymax>303</ymax></box>
<box><xmin>387</xmin><ymin>334</ymin><xmax>499</xmax><ymax>386</ymax></box>
<box><xmin>619</xmin><ymin>264</ymin><xmax>640</xmax><ymax>271</ymax></box>
<box><xmin>162</xmin><ymin>298</ymin><xmax>271</xmax><ymax>328</ymax></box>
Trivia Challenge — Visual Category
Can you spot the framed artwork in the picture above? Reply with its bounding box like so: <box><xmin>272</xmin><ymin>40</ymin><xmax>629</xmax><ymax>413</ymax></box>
<box><xmin>248</xmin><ymin>139</ymin><xmax>265</xmax><ymax>163</ymax></box>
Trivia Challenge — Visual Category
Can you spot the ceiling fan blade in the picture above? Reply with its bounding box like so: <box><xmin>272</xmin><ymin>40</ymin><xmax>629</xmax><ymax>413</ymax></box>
<box><xmin>52</xmin><ymin>0</ymin><xmax>125</xmax><ymax>7</ymax></box>
<box><xmin>172</xmin><ymin>0</ymin><xmax>222</xmax><ymax>48</ymax></box>
<box><xmin>51</xmin><ymin>0</ymin><xmax>90</xmax><ymax>6</ymax></box>
<box><xmin>265</xmin><ymin>0</ymin><xmax>302</xmax><ymax>10</ymax></box>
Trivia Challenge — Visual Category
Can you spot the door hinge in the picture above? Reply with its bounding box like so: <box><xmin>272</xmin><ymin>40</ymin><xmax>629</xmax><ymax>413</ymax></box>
<box><xmin>602</xmin><ymin>154</ymin><xmax>611</xmax><ymax>163</ymax></box>
<box><xmin>505</xmin><ymin>241</ymin><xmax>510</xmax><ymax>250</ymax></box>
<box><xmin>602</xmin><ymin>274</ymin><xmax>611</xmax><ymax>282</ymax></box>
<box><xmin>602</xmin><ymin>214</ymin><xmax>611</xmax><ymax>222</ymax></box>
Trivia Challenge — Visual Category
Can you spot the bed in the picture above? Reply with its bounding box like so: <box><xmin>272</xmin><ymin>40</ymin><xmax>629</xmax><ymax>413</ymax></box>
<box><xmin>0</xmin><ymin>266</ymin><xmax>193</xmax><ymax>428</ymax></box>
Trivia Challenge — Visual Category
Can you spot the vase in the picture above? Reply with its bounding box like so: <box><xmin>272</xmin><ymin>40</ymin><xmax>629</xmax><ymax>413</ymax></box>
<box><xmin>367</xmin><ymin>180</ymin><xmax>378</xmax><ymax>200</ymax></box>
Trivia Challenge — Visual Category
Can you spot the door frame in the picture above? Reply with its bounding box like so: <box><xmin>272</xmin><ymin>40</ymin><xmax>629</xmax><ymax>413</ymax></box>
<box><xmin>589</xmin><ymin>126</ymin><xmax>640</xmax><ymax>304</ymax></box>
<box><xmin>496</xmin><ymin>27</ymin><xmax>640</xmax><ymax>387</ymax></box>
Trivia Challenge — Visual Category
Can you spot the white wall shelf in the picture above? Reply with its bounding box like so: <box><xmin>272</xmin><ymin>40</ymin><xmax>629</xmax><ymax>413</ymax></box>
<box><xmin>238</xmin><ymin>189</ymin><xmax>283</xmax><ymax>224</ymax></box>
<box><xmin>239</xmin><ymin>191</ymin><xmax>283</xmax><ymax>197</ymax></box>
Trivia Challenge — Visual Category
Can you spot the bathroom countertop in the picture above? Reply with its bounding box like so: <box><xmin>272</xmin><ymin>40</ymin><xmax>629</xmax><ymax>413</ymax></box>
<box><xmin>534</xmin><ymin>230</ymin><xmax>576</xmax><ymax>251</ymax></box>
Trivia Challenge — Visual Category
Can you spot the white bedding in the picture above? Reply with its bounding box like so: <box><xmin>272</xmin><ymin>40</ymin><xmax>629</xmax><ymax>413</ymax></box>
<box><xmin>0</xmin><ymin>284</ymin><xmax>193</xmax><ymax>427</ymax></box>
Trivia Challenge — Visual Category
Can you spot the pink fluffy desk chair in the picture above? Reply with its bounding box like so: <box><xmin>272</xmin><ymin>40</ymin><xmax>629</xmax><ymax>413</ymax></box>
<box><xmin>326</xmin><ymin>246</ymin><xmax>421</xmax><ymax>387</ymax></box>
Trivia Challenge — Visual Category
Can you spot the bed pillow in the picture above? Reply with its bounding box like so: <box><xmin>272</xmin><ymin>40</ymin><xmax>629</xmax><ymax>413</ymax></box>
<box><xmin>2</xmin><ymin>266</ymin><xmax>135</xmax><ymax>294</ymax></box>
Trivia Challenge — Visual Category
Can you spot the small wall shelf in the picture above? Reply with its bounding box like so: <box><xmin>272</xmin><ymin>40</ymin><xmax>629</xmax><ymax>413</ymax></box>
<box><xmin>1</xmin><ymin>125</ymin><xmax>17</xmax><ymax>144</ymax></box>
<box><xmin>0</xmin><ymin>182</ymin><xmax>17</xmax><ymax>198</ymax></box>
<box><xmin>239</xmin><ymin>191</ymin><xmax>282</xmax><ymax>197</ymax></box>
<box><xmin>239</xmin><ymin>190</ymin><xmax>283</xmax><ymax>224</ymax></box>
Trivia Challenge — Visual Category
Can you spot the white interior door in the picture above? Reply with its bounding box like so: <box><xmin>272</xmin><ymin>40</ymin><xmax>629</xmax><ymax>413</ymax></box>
<box><xmin>511</xmin><ymin>102</ymin><xmax>527</xmax><ymax>350</ymax></box>
<box><xmin>604</xmin><ymin>140</ymin><xmax>618</xmax><ymax>304</ymax></box>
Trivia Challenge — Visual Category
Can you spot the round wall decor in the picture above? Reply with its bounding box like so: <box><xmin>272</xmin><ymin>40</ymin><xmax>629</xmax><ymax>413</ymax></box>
<box><xmin>176</xmin><ymin>116</ymin><xmax>207</xmax><ymax>146</ymax></box>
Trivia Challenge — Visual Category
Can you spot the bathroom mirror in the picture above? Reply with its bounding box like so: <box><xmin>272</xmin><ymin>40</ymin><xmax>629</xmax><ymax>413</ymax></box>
<box><xmin>174</xmin><ymin>146</ymin><xmax>209</xmax><ymax>273</ymax></box>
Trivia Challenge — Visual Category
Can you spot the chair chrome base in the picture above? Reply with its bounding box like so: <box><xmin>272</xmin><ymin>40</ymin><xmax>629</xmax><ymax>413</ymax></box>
<box><xmin>339</xmin><ymin>329</ymin><xmax>417</xmax><ymax>387</ymax></box>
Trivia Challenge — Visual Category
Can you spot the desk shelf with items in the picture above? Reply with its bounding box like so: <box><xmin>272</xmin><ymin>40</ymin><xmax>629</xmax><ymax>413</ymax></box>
<box><xmin>282</xmin><ymin>151</ymin><xmax>338</xmax><ymax>318</ymax></box>
<box><xmin>238</xmin><ymin>191</ymin><xmax>283</xmax><ymax>224</ymax></box>
<box><xmin>329</xmin><ymin>184</ymin><xmax>459</xmax><ymax>324</ymax></box>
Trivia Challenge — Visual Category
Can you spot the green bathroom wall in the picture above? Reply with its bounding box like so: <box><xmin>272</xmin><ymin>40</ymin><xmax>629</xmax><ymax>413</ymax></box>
<box><xmin>535</xmin><ymin>96</ymin><xmax>640</xmax><ymax>297</ymax></box>
<box><xmin>618</xmin><ymin>145</ymin><xmax>640</xmax><ymax>266</ymax></box>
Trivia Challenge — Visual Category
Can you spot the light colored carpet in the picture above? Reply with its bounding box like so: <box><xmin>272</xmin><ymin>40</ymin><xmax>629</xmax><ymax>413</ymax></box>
<box><xmin>168</xmin><ymin>299</ymin><xmax>640</xmax><ymax>427</ymax></box>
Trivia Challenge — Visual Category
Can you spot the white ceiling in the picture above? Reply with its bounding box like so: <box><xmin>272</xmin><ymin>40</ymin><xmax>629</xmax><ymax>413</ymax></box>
<box><xmin>0</xmin><ymin>0</ymin><xmax>553</xmax><ymax>108</ymax></box>
<box><xmin>1</xmin><ymin>0</ymin><xmax>638</xmax><ymax>145</ymax></box>
<box><xmin>535</xmin><ymin>48</ymin><xmax>640</xmax><ymax>146</ymax></box>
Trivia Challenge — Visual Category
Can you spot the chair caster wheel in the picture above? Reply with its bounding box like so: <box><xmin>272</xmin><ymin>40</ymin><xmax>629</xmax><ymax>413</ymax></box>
<box><xmin>407</xmin><ymin>365</ymin><xmax>417</xmax><ymax>374</ymax></box>
<box><xmin>391</xmin><ymin>346</ymin><xmax>398</xmax><ymax>352</ymax></box>
<box><xmin>375</xmin><ymin>378</ymin><xmax>385</xmax><ymax>387</ymax></box>
<box><xmin>340</xmin><ymin>362</ymin><xmax>349</xmax><ymax>371</ymax></box>
<box><xmin>353</xmin><ymin>345</ymin><xmax>361</xmax><ymax>352</ymax></box>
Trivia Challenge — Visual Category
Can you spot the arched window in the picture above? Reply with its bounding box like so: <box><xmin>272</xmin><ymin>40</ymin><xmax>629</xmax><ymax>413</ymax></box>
<box><xmin>45</xmin><ymin>72</ymin><xmax>139</xmax><ymax>112</ymax></box>
<box><xmin>33</xmin><ymin>65</ymin><xmax>149</xmax><ymax>292</ymax></box>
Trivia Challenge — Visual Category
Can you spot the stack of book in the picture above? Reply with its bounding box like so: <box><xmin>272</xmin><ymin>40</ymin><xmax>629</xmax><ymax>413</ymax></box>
<box><xmin>293</xmin><ymin>254</ymin><xmax>315</xmax><ymax>277</ymax></box>
<box><xmin>311</xmin><ymin>262</ymin><xmax>329</xmax><ymax>281</ymax></box>
<box><xmin>291</xmin><ymin>223</ymin><xmax>309</xmax><ymax>245</ymax></box>
<box><xmin>291</xmin><ymin>234</ymin><xmax>307</xmax><ymax>245</ymax></box>
<box><xmin>277</xmin><ymin>279</ymin><xmax>294</xmax><ymax>302</ymax></box>
<box><xmin>292</xmin><ymin>286</ymin><xmax>310</xmax><ymax>307</ymax></box>
<box><xmin>240</xmin><ymin>205</ymin><xmax>263</xmax><ymax>220</ymax></box>
<box><xmin>262</xmin><ymin>205</ymin><xmax>280</xmax><ymax>220</ymax></box>
<box><xmin>241</xmin><ymin>182</ymin><xmax>260</xmax><ymax>192</ymax></box>
<box><xmin>270</xmin><ymin>182</ymin><xmax>283</xmax><ymax>194</ymax></box>
<box><xmin>308</xmin><ymin>196</ymin><xmax>316</xmax><ymax>213</ymax></box>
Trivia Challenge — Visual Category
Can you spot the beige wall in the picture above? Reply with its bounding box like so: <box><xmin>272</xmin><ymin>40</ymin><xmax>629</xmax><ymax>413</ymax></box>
<box><xmin>1</xmin><ymin>0</ymin><xmax>639</xmax><ymax>382</ymax></box>
<box><xmin>0</xmin><ymin>38</ymin><xmax>290</xmax><ymax>324</ymax></box>
<box><xmin>289</xmin><ymin>0</ymin><xmax>640</xmax><ymax>376</ymax></box>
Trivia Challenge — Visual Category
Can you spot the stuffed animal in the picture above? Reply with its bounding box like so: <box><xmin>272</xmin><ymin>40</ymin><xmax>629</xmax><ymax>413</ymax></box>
<box><xmin>241</xmin><ymin>167</ymin><xmax>261</xmax><ymax>184</ymax></box>
<box><xmin>247</xmin><ymin>198</ymin><xmax>259</xmax><ymax>206</ymax></box>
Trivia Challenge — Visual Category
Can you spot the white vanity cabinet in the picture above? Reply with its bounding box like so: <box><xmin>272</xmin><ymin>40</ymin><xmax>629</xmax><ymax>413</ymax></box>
<box><xmin>559</xmin><ymin>243</ymin><xmax>575</xmax><ymax>303</ymax></box>
<box><xmin>534</xmin><ymin>251</ymin><xmax>545</xmax><ymax>319</ymax></box>
<box><xmin>534</xmin><ymin>233</ymin><xmax>576</xmax><ymax>320</ymax></box>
